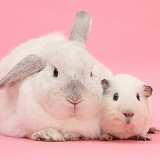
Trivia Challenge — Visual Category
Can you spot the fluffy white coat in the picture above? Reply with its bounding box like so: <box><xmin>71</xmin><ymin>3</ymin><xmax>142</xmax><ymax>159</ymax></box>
<box><xmin>0</xmin><ymin>32</ymin><xmax>112</xmax><ymax>141</ymax></box>
<box><xmin>100</xmin><ymin>74</ymin><xmax>154</xmax><ymax>140</ymax></box>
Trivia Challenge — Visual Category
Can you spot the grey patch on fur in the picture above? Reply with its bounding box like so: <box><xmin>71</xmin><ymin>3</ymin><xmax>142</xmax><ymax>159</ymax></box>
<box><xmin>65</xmin><ymin>80</ymin><xmax>85</xmax><ymax>104</ymax></box>
<box><xmin>69</xmin><ymin>11</ymin><xmax>92</xmax><ymax>45</ymax></box>
<box><xmin>0</xmin><ymin>54</ymin><xmax>45</xmax><ymax>88</ymax></box>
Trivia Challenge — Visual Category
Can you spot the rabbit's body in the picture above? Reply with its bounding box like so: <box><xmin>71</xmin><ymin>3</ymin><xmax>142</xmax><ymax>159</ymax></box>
<box><xmin>0</xmin><ymin>77</ymin><xmax>100</xmax><ymax>139</ymax></box>
<box><xmin>0</xmin><ymin>12</ymin><xmax>112</xmax><ymax>140</ymax></box>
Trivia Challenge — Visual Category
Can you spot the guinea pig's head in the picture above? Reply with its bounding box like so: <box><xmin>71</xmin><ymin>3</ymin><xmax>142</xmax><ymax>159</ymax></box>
<box><xmin>101</xmin><ymin>74</ymin><xmax>153</xmax><ymax>127</ymax></box>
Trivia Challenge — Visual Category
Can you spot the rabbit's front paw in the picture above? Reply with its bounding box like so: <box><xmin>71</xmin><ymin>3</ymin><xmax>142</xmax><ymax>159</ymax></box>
<box><xmin>31</xmin><ymin>128</ymin><xmax>65</xmax><ymax>142</ymax></box>
<box><xmin>62</xmin><ymin>132</ymin><xmax>84</xmax><ymax>141</ymax></box>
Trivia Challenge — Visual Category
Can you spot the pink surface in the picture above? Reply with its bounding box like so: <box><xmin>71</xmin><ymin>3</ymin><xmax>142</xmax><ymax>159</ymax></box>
<box><xmin>0</xmin><ymin>0</ymin><xmax>160</xmax><ymax>160</ymax></box>
<box><xmin>0</xmin><ymin>134</ymin><xmax>160</xmax><ymax>160</ymax></box>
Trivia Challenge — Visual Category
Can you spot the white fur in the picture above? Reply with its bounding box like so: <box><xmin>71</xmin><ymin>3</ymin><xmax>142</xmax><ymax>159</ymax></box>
<box><xmin>0</xmin><ymin>32</ymin><xmax>112</xmax><ymax>140</ymax></box>
<box><xmin>100</xmin><ymin>74</ymin><xmax>154</xmax><ymax>139</ymax></box>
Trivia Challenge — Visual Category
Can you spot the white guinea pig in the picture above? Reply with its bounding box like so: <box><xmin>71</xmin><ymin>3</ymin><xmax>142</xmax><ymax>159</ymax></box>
<box><xmin>0</xmin><ymin>11</ymin><xmax>112</xmax><ymax>141</ymax></box>
<box><xmin>100</xmin><ymin>74</ymin><xmax>158</xmax><ymax>141</ymax></box>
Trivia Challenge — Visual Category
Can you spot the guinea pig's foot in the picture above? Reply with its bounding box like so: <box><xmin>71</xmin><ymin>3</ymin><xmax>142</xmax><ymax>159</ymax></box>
<box><xmin>31</xmin><ymin>128</ymin><xmax>65</xmax><ymax>142</ymax></box>
<box><xmin>62</xmin><ymin>132</ymin><xmax>84</xmax><ymax>141</ymax></box>
<box><xmin>148</xmin><ymin>127</ymin><xmax>160</xmax><ymax>134</ymax></box>
<box><xmin>100</xmin><ymin>134</ymin><xmax>113</xmax><ymax>141</ymax></box>
<box><xmin>136</xmin><ymin>134</ymin><xmax>152</xmax><ymax>141</ymax></box>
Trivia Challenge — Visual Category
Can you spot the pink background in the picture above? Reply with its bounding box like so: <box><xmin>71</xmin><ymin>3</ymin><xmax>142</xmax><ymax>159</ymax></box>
<box><xmin>0</xmin><ymin>0</ymin><xmax>159</xmax><ymax>159</ymax></box>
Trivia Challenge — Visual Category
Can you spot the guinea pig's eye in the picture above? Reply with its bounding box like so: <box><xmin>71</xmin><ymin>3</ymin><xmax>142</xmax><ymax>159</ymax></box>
<box><xmin>53</xmin><ymin>68</ymin><xmax>58</xmax><ymax>77</ymax></box>
<box><xmin>136</xmin><ymin>93</ymin><xmax>140</xmax><ymax>101</ymax></box>
<box><xmin>113</xmin><ymin>93</ymin><xmax>119</xmax><ymax>101</ymax></box>
<box><xmin>90</xmin><ymin>72</ymin><xmax>93</xmax><ymax>77</ymax></box>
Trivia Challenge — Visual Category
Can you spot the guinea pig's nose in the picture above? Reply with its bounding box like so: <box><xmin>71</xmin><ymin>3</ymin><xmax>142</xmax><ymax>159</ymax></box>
<box><xmin>123</xmin><ymin>112</ymin><xmax>134</xmax><ymax>118</ymax></box>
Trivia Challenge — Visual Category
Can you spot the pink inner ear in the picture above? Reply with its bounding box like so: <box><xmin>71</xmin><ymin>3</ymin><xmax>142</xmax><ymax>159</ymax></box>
<box><xmin>101</xmin><ymin>79</ymin><xmax>110</xmax><ymax>90</ymax></box>
<box><xmin>143</xmin><ymin>85</ymin><xmax>153</xmax><ymax>98</ymax></box>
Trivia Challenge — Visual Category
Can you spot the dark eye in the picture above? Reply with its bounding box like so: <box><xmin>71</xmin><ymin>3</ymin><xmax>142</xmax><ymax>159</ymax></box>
<box><xmin>136</xmin><ymin>93</ymin><xmax>140</xmax><ymax>101</ymax></box>
<box><xmin>53</xmin><ymin>68</ymin><xmax>58</xmax><ymax>77</ymax></box>
<box><xmin>90</xmin><ymin>72</ymin><xmax>93</xmax><ymax>77</ymax></box>
<box><xmin>113</xmin><ymin>93</ymin><xmax>119</xmax><ymax>101</ymax></box>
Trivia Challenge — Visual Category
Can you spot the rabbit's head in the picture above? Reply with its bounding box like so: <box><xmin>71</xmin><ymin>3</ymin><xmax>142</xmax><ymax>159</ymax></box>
<box><xmin>0</xmin><ymin>11</ymin><xmax>112</xmax><ymax>120</ymax></box>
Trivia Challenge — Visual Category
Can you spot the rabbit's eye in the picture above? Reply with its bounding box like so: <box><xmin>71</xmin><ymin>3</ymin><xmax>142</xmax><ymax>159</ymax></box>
<box><xmin>113</xmin><ymin>93</ymin><xmax>119</xmax><ymax>101</ymax></box>
<box><xmin>90</xmin><ymin>72</ymin><xmax>93</xmax><ymax>77</ymax></box>
<box><xmin>53</xmin><ymin>68</ymin><xmax>58</xmax><ymax>77</ymax></box>
<box><xmin>136</xmin><ymin>93</ymin><xmax>140</xmax><ymax>101</ymax></box>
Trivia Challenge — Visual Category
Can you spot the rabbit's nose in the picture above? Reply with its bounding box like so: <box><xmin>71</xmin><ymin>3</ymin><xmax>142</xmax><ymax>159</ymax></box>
<box><xmin>123</xmin><ymin>112</ymin><xmax>134</xmax><ymax>118</ymax></box>
<box><xmin>66</xmin><ymin>97</ymin><xmax>83</xmax><ymax>105</ymax></box>
<box><xmin>65</xmin><ymin>80</ymin><xmax>85</xmax><ymax>105</ymax></box>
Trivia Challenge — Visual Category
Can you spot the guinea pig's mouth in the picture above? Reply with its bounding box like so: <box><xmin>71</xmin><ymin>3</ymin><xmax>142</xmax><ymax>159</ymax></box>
<box><xmin>125</xmin><ymin>117</ymin><xmax>132</xmax><ymax>124</ymax></box>
<box><xmin>122</xmin><ymin>112</ymin><xmax>134</xmax><ymax>125</ymax></box>
<box><xmin>125</xmin><ymin>119</ymin><xmax>132</xmax><ymax>125</ymax></box>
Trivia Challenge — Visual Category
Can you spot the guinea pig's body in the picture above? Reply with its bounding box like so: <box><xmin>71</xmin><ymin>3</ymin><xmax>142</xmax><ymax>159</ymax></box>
<box><xmin>0</xmin><ymin>12</ymin><xmax>112</xmax><ymax>141</ymax></box>
<box><xmin>100</xmin><ymin>74</ymin><xmax>154</xmax><ymax>141</ymax></box>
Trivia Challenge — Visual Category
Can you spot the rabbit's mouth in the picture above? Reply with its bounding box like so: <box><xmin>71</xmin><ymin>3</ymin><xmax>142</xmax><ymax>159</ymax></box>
<box><xmin>71</xmin><ymin>107</ymin><xmax>77</xmax><ymax>116</ymax></box>
<box><xmin>66</xmin><ymin>97</ymin><xmax>83</xmax><ymax>115</ymax></box>
<box><xmin>66</xmin><ymin>97</ymin><xmax>83</xmax><ymax>106</ymax></box>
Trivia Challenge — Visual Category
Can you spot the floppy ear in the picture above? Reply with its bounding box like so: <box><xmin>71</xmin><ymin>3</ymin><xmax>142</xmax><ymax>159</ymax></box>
<box><xmin>143</xmin><ymin>85</ymin><xmax>153</xmax><ymax>98</ymax></box>
<box><xmin>0</xmin><ymin>54</ymin><xmax>45</xmax><ymax>88</ymax></box>
<box><xmin>69</xmin><ymin>11</ymin><xmax>92</xmax><ymax>48</ymax></box>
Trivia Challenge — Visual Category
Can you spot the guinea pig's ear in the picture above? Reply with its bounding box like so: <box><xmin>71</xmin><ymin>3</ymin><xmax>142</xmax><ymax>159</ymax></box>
<box><xmin>143</xmin><ymin>85</ymin><xmax>153</xmax><ymax>98</ymax></box>
<box><xmin>101</xmin><ymin>79</ymin><xmax>110</xmax><ymax>93</ymax></box>
<box><xmin>0</xmin><ymin>54</ymin><xmax>45</xmax><ymax>89</ymax></box>
<box><xmin>69</xmin><ymin>11</ymin><xmax>92</xmax><ymax>48</ymax></box>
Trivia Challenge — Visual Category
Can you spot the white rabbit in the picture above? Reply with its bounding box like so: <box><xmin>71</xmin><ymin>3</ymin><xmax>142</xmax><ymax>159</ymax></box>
<box><xmin>100</xmin><ymin>74</ymin><xmax>158</xmax><ymax>141</ymax></box>
<box><xmin>0</xmin><ymin>11</ymin><xmax>112</xmax><ymax>141</ymax></box>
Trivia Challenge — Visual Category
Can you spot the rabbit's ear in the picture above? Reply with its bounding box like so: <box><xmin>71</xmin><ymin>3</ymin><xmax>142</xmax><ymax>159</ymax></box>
<box><xmin>0</xmin><ymin>54</ymin><xmax>45</xmax><ymax>88</ymax></box>
<box><xmin>69</xmin><ymin>11</ymin><xmax>92</xmax><ymax>47</ymax></box>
